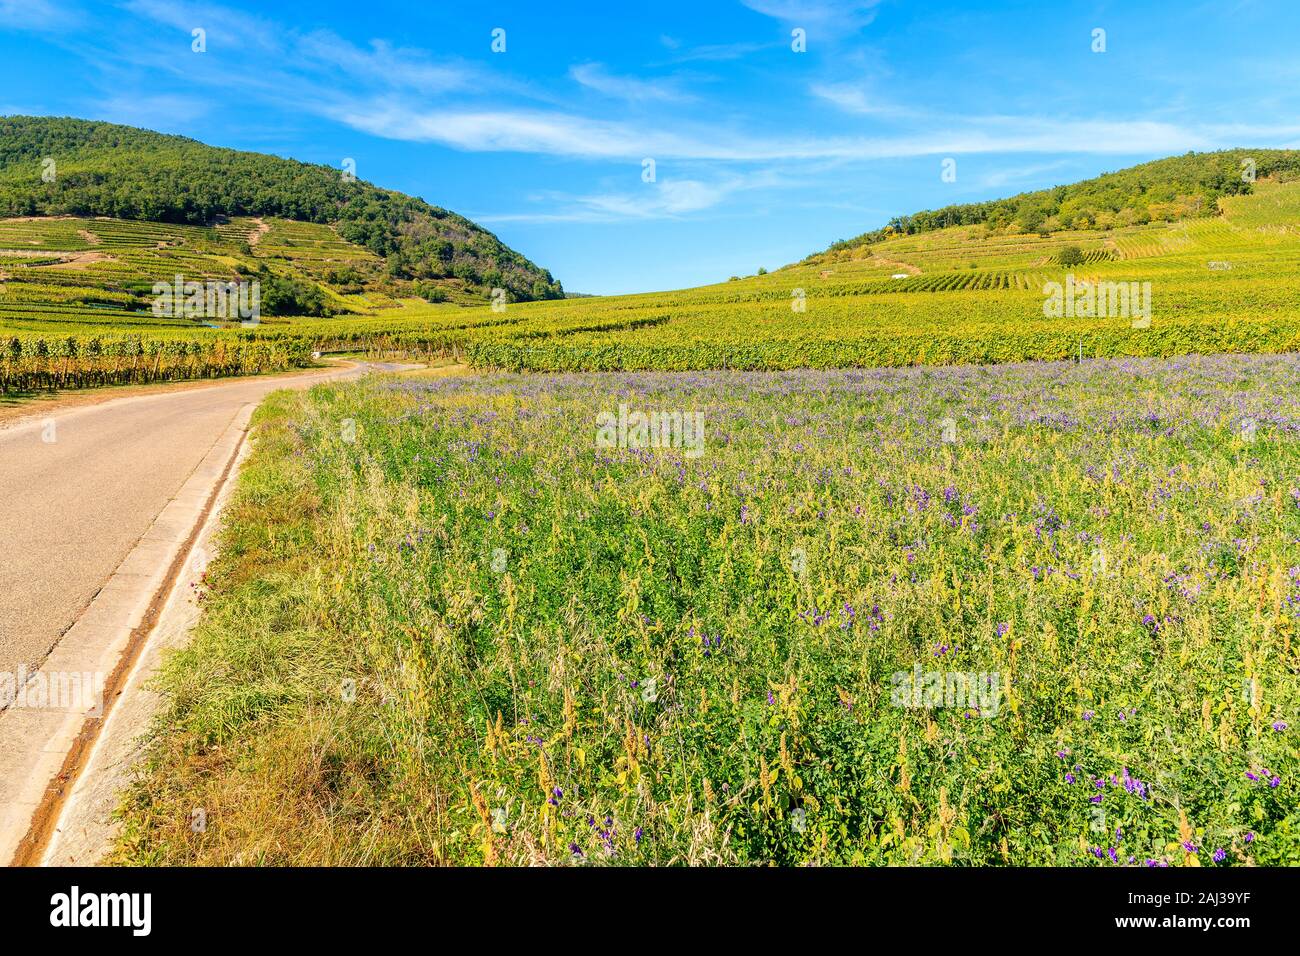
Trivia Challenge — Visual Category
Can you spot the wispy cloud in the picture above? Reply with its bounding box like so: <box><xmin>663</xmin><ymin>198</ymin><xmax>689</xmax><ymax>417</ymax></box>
<box><xmin>481</xmin><ymin>170</ymin><xmax>788</xmax><ymax>223</ymax></box>
<box><xmin>0</xmin><ymin>0</ymin><xmax>77</xmax><ymax>31</ymax></box>
<box><xmin>123</xmin><ymin>0</ymin><xmax>281</xmax><ymax>53</ymax></box>
<box><xmin>321</xmin><ymin>102</ymin><xmax>1300</xmax><ymax>163</ymax></box>
<box><xmin>974</xmin><ymin>160</ymin><xmax>1072</xmax><ymax>190</ymax></box>
<box><xmin>48</xmin><ymin>2</ymin><xmax>1300</xmax><ymax>171</ymax></box>
<box><xmin>810</xmin><ymin>81</ymin><xmax>909</xmax><ymax>117</ymax></box>
<box><xmin>117</xmin><ymin>1</ymin><xmax>544</xmax><ymax>113</ymax></box>
<box><xmin>297</xmin><ymin>32</ymin><xmax>481</xmax><ymax>95</ymax></box>
<box><xmin>740</xmin><ymin>0</ymin><xmax>884</xmax><ymax>30</ymax></box>
<box><xmin>660</xmin><ymin>39</ymin><xmax>778</xmax><ymax>63</ymax></box>
<box><xmin>91</xmin><ymin>92</ymin><xmax>212</xmax><ymax>129</ymax></box>
<box><xmin>569</xmin><ymin>63</ymin><xmax>693</xmax><ymax>103</ymax></box>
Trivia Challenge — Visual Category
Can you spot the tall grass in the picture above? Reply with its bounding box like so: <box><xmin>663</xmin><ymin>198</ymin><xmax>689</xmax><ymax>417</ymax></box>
<box><xmin>115</xmin><ymin>356</ymin><xmax>1300</xmax><ymax>865</ymax></box>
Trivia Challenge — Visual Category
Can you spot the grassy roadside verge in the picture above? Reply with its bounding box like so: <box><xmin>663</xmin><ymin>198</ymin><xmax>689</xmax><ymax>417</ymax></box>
<box><xmin>113</xmin><ymin>358</ymin><xmax>1300</xmax><ymax>866</ymax></box>
<box><xmin>112</xmin><ymin>386</ymin><xmax>460</xmax><ymax>864</ymax></box>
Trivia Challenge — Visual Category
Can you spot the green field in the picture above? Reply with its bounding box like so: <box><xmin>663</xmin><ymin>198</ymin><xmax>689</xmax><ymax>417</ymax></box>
<box><xmin>114</xmin><ymin>355</ymin><xmax>1300</xmax><ymax>865</ymax></box>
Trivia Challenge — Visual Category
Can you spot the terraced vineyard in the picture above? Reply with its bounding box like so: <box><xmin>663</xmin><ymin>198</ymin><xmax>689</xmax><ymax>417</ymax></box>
<box><xmin>0</xmin><ymin>215</ymin><xmax>432</xmax><ymax>389</ymax></box>
<box><xmin>5</xmin><ymin>178</ymin><xmax>1300</xmax><ymax>390</ymax></box>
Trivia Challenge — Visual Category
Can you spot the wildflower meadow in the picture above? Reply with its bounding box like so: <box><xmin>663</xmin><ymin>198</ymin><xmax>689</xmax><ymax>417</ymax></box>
<box><xmin>116</xmin><ymin>355</ymin><xmax>1300</xmax><ymax>866</ymax></box>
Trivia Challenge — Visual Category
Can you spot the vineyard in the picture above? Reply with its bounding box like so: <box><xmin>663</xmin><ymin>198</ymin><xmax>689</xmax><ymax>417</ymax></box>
<box><xmin>0</xmin><ymin>333</ymin><xmax>311</xmax><ymax>392</ymax></box>
<box><xmin>0</xmin><ymin>215</ymin><xmax>399</xmax><ymax>390</ymax></box>
<box><xmin>5</xmin><ymin>178</ymin><xmax>1300</xmax><ymax>390</ymax></box>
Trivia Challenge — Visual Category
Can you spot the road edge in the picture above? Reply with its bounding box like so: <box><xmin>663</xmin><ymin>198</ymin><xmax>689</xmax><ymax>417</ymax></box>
<box><xmin>40</xmin><ymin>416</ymin><xmax>257</xmax><ymax>866</ymax></box>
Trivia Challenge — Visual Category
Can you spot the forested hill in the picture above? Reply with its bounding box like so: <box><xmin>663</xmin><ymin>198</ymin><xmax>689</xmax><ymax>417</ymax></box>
<box><xmin>815</xmin><ymin>149</ymin><xmax>1300</xmax><ymax>257</ymax></box>
<box><xmin>0</xmin><ymin>116</ymin><xmax>563</xmax><ymax>302</ymax></box>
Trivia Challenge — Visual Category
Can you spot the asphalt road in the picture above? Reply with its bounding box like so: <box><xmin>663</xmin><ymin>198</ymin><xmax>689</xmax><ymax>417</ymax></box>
<box><xmin>0</xmin><ymin>362</ymin><xmax>400</xmax><ymax>675</ymax></box>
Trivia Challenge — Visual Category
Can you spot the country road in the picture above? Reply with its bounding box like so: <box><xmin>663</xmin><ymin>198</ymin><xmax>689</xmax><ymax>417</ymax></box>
<box><xmin>0</xmin><ymin>362</ymin><xmax>400</xmax><ymax>678</ymax></box>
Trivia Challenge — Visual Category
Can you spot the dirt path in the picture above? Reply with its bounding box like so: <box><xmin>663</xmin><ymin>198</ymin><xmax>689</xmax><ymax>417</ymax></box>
<box><xmin>43</xmin><ymin>251</ymin><xmax>114</xmax><ymax>270</ymax></box>
<box><xmin>0</xmin><ymin>248</ymin><xmax>115</xmax><ymax>268</ymax></box>
<box><xmin>247</xmin><ymin>217</ymin><xmax>270</xmax><ymax>247</ymax></box>
<box><xmin>869</xmin><ymin>253</ymin><xmax>922</xmax><ymax>275</ymax></box>
<box><xmin>0</xmin><ymin>249</ymin><xmax>67</xmax><ymax>259</ymax></box>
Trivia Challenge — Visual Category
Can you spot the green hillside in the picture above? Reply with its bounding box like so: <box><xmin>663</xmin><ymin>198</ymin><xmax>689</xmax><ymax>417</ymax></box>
<box><xmin>0</xmin><ymin>116</ymin><xmax>563</xmax><ymax>303</ymax></box>
<box><xmin>815</xmin><ymin>149</ymin><xmax>1300</xmax><ymax>256</ymax></box>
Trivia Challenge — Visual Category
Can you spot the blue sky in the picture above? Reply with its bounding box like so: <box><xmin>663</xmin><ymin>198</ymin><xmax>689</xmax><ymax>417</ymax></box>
<box><xmin>2</xmin><ymin>0</ymin><xmax>1300</xmax><ymax>294</ymax></box>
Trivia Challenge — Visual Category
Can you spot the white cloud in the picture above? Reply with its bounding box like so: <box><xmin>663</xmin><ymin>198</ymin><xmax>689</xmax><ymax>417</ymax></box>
<box><xmin>332</xmin><ymin>107</ymin><xmax>663</xmax><ymax>158</ymax></box>
<box><xmin>116</xmin><ymin>2</ymin><xmax>541</xmax><ymax>118</ymax></box>
<box><xmin>325</xmin><ymin>102</ymin><xmax>1300</xmax><ymax>163</ymax></box>
<box><xmin>297</xmin><ymin>31</ymin><xmax>479</xmax><ymax>95</ymax></box>
<box><xmin>123</xmin><ymin>0</ymin><xmax>281</xmax><ymax>53</ymax></box>
<box><xmin>740</xmin><ymin>0</ymin><xmax>884</xmax><ymax>29</ymax></box>
<box><xmin>480</xmin><ymin>171</ymin><xmax>787</xmax><ymax>223</ymax></box>
<box><xmin>975</xmin><ymin>160</ymin><xmax>1071</xmax><ymax>190</ymax></box>
<box><xmin>810</xmin><ymin>82</ymin><xmax>907</xmax><ymax>117</ymax></box>
<box><xmin>556</xmin><ymin>180</ymin><xmax>732</xmax><ymax>220</ymax></box>
<box><xmin>92</xmin><ymin>92</ymin><xmax>211</xmax><ymax>128</ymax></box>
<box><xmin>662</xmin><ymin>40</ymin><xmax>776</xmax><ymax>63</ymax></box>
<box><xmin>570</xmin><ymin>63</ymin><xmax>692</xmax><ymax>103</ymax></box>
<box><xmin>0</xmin><ymin>0</ymin><xmax>76</xmax><ymax>30</ymax></box>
